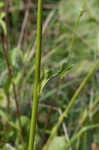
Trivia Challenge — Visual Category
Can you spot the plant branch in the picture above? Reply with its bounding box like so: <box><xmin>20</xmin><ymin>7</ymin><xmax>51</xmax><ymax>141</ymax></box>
<box><xmin>28</xmin><ymin>0</ymin><xmax>43</xmax><ymax>149</ymax></box>
<box><xmin>17</xmin><ymin>0</ymin><xmax>31</xmax><ymax>49</ymax></box>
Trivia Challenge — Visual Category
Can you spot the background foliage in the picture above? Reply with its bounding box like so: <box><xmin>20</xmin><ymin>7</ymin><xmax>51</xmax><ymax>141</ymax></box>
<box><xmin>0</xmin><ymin>0</ymin><xmax>99</xmax><ymax>150</ymax></box>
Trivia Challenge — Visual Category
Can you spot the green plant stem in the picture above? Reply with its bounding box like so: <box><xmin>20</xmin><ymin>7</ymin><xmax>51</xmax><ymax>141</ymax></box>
<box><xmin>43</xmin><ymin>59</ymin><xmax>99</xmax><ymax>150</ymax></box>
<box><xmin>67</xmin><ymin>0</ymin><xmax>86</xmax><ymax>61</ymax></box>
<box><xmin>28</xmin><ymin>0</ymin><xmax>43</xmax><ymax>150</ymax></box>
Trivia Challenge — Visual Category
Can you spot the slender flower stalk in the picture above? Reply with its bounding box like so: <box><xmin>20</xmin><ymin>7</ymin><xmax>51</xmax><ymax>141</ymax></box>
<box><xmin>28</xmin><ymin>0</ymin><xmax>43</xmax><ymax>150</ymax></box>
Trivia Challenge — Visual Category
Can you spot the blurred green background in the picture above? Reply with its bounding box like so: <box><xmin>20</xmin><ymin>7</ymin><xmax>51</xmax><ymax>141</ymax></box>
<box><xmin>0</xmin><ymin>0</ymin><xmax>99</xmax><ymax>150</ymax></box>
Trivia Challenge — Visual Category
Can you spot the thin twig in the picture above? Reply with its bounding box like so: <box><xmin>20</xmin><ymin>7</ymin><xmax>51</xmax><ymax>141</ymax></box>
<box><xmin>2</xmin><ymin>1</ymin><xmax>25</xmax><ymax>148</ymax></box>
<box><xmin>39</xmin><ymin>103</ymin><xmax>57</xmax><ymax>111</ymax></box>
<box><xmin>3</xmin><ymin>0</ymin><xmax>10</xmax><ymax>112</ymax></box>
<box><xmin>17</xmin><ymin>0</ymin><xmax>31</xmax><ymax>49</ymax></box>
<box><xmin>58</xmin><ymin>108</ymin><xmax>72</xmax><ymax>150</ymax></box>
<box><xmin>9</xmin><ymin>3</ymin><xmax>55</xmax><ymax>13</ymax></box>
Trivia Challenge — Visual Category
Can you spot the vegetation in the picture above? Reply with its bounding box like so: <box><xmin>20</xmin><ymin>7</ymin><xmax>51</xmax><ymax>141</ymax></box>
<box><xmin>0</xmin><ymin>0</ymin><xmax>99</xmax><ymax>150</ymax></box>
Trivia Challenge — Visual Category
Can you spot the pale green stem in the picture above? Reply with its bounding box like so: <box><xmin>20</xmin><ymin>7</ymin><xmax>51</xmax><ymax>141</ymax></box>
<box><xmin>68</xmin><ymin>0</ymin><xmax>86</xmax><ymax>61</ymax></box>
<box><xmin>28</xmin><ymin>0</ymin><xmax>43</xmax><ymax>150</ymax></box>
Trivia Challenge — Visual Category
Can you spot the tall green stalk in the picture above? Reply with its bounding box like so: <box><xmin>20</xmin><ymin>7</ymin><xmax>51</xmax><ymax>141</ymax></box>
<box><xmin>28</xmin><ymin>0</ymin><xmax>43</xmax><ymax>150</ymax></box>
